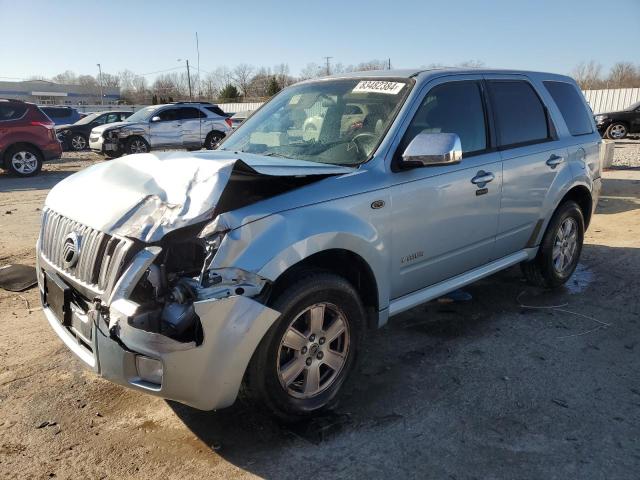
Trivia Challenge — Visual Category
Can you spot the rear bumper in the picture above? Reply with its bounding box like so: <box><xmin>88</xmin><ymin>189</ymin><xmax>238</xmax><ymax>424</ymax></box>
<box><xmin>42</xmin><ymin>141</ymin><xmax>63</xmax><ymax>161</ymax></box>
<box><xmin>37</xmin><ymin>247</ymin><xmax>280</xmax><ymax>411</ymax></box>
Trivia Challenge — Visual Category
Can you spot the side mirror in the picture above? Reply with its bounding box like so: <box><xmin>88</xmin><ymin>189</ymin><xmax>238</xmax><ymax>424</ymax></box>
<box><xmin>151</xmin><ymin>116</ymin><xmax>161</xmax><ymax>122</ymax></box>
<box><xmin>401</xmin><ymin>132</ymin><xmax>462</xmax><ymax>168</ymax></box>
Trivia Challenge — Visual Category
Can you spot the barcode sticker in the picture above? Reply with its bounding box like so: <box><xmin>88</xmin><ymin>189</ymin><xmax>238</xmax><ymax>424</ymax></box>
<box><xmin>352</xmin><ymin>81</ymin><xmax>405</xmax><ymax>95</ymax></box>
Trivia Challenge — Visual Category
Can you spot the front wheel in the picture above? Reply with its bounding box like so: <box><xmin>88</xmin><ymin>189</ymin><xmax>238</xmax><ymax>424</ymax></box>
<box><xmin>606</xmin><ymin>122</ymin><xmax>628</xmax><ymax>140</ymax></box>
<box><xmin>5</xmin><ymin>146</ymin><xmax>43</xmax><ymax>177</ymax></box>
<box><xmin>125</xmin><ymin>136</ymin><xmax>149</xmax><ymax>155</ymax></box>
<box><xmin>244</xmin><ymin>272</ymin><xmax>365</xmax><ymax>420</ymax></box>
<box><xmin>521</xmin><ymin>200</ymin><xmax>584</xmax><ymax>289</ymax></box>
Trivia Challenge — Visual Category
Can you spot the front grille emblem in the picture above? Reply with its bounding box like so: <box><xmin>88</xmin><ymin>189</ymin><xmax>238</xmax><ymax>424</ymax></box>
<box><xmin>62</xmin><ymin>232</ymin><xmax>81</xmax><ymax>268</ymax></box>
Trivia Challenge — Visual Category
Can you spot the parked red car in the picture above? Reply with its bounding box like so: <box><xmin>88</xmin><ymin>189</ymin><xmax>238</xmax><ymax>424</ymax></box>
<box><xmin>0</xmin><ymin>99</ymin><xmax>62</xmax><ymax>177</ymax></box>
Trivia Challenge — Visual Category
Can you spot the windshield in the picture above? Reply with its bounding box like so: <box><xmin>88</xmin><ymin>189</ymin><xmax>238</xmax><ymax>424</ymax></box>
<box><xmin>74</xmin><ymin>112</ymin><xmax>101</xmax><ymax>125</ymax></box>
<box><xmin>219</xmin><ymin>78</ymin><xmax>412</xmax><ymax>165</ymax></box>
<box><xmin>124</xmin><ymin>106</ymin><xmax>157</xmax><ymax>123</ymax></box>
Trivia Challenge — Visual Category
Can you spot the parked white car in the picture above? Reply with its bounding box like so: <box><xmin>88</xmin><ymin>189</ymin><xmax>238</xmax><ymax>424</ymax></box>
<box><xmin>89</xmin><ymin>102</ymin><xmax>232</xmax><ymax>157</ymax></box>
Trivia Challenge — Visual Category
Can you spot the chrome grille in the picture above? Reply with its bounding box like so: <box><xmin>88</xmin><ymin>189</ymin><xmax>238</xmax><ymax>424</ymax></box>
<box><xmin>40</xmin><ymin>208</ymin><xmax>132</xmax><ymax>292</ymax></box>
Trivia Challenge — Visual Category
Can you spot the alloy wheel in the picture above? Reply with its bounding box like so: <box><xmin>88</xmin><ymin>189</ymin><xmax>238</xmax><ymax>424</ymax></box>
<box><xmin>552</xmin><ymin>217</ymin><xmax>578</xmax><ymax>274</ymax></box>
<box><xmin>130</xmin><ymin>139</ymin><xmax>148</xmax><ymax>153</ymax></box>
<box><xmin>609</xmin><ymin>124</ymin><xmax>627</xmax><ymax>139</ymax></box>
<box><xmin>11</xmin><ymin>151</ymin><xmax>38</xmax><ymax>175</ymax></box>
<box><xmin>71</xmin><ymin>135</ymin><xmax>86</xmax><ymax>150</ymax></box>
<box><xmin>276</xmin><ymin>302</ymin><xmax>350</xmax><ymax>399</ymax></box>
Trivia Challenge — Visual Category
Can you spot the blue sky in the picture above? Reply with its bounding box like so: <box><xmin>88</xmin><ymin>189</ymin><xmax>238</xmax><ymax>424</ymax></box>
<box><xmin>1</xmin><ymin>0</ymin><xmax>638</xmax><ymax>81</ymax></box>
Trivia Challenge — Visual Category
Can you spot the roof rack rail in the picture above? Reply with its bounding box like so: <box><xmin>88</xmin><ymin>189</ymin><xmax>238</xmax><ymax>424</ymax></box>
<box><xmin>169</xmin><ymin>101</ymin><xmax>214</xmax><ymax>105</ymax></box>
<box><xmin>0</xmin><ymin>98</ymin><xmax>24</xmax><ymax>102</ymax></box>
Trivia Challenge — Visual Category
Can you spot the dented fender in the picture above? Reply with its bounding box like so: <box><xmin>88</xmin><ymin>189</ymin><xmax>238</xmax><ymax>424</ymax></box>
<box><xmin>211</xmin><ymin>198</ymin><xmax>391</xmax><ymax>312</ymax></box>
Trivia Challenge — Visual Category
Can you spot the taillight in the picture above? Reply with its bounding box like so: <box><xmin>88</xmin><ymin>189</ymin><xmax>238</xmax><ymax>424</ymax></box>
<box><xmin>225</xmin><ymin>118</ymin><xmax>233</xmax><ymax>128</ymax></box>
<box><xmin>30</xmin><ymin>121</ymin><xmax>54</xmax><ymax>128</ymax></box>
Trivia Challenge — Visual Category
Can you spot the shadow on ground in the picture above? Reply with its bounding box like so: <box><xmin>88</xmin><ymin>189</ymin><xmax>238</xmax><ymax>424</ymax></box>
<box><xmin>169</xmin><ymin>243</ymin><xmax>640</xmax><ymax>479</ymax></box>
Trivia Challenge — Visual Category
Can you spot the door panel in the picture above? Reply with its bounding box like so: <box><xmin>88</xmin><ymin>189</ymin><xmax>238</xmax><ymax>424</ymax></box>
<box><xmin>496</xmin><ymin>144</ymin><xmax>568</xmax><ymax>255</ymax></box>
<box><xmin>390</xmin><ymin>154</ymin><xmax>502</xmax><ymax>298</ymax></box>
<box><xmin>149</xmin><ymin>108</ymin><xmax>182</xmax><ymax>147</ymax></box>
<box><xmin>178</xmin><ymin>107</ymin><xmax>205</xmax><ymax>148</ymax></box>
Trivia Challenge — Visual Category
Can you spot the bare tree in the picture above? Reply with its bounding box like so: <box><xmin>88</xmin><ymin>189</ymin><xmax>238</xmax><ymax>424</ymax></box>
<box><xmin>233</xmin><ymin>64</ymin><xmax>255</xmax><ymax>97</ymax></box>
<box><xmin>457</xmin><ymin>60</ymin><xmax>485</xmax><ymax>68</ymax></box>
<box><xmin>100</xmin><ymin>73</ymin><xmax>120</xmax><ymax>88</ymax></box>
<box><xmin>52</xmin><ymin>70</ymin><xmax>77</xmax><ymax>85</ymax></box>
<box><xmin>572</xmin><ymin>61</ymin><xmax>603</xmax><ymax>89</ymax></box>
<box><xmin>299</xmin><ymin>62</ymin><xmax>323</xmax><ymax>80</ymax></box>
<box><xmin>607</xmin><ymin>62</ymin><xmax>638</xmax><ymax>88</ymax></box>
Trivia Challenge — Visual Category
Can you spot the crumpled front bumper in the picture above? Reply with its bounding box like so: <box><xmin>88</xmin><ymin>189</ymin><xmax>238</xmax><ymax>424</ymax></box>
<box><xmin>38</xmin><ymin>249</ymin><xmax>280</xmax><ymax>411</ymax></box>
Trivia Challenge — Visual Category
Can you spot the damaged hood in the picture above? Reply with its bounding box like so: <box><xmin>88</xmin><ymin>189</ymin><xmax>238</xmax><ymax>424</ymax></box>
<box><xmin>91</xmin><ymin>121</ymin><xmax>134</xmax><ymax>135</ymax></box>
<box><xmin>45</xmin><ymin>151</ymin><xmax>354</xmax><ymax>242</ymax></box>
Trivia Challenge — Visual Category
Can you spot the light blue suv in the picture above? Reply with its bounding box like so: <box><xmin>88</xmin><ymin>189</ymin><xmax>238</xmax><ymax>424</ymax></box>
<box><xmin>37</xmin><ymin>68</ymin><xmax>601</xmax><ymax>419</ymax></box>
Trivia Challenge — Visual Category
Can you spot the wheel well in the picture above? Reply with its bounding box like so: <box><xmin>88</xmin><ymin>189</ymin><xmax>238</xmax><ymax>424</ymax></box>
<box><xmin>268</xmin><ymin>249</ymin><xmax>379</xmax><ymax>328</ymax></box>
<box><xmin>560</xmin><ymin>185</ymin><xmax>593</xmax><ymax>228</ymax></box>
<box><xmin>2</xmin><ymin>142</ymin><xmax>44</xmax><ymax>167</ymax></box>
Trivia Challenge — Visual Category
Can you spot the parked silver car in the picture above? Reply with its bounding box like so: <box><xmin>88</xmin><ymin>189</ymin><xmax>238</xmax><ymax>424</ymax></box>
<box><xmin>88</xmin><ymin>102</ymin><xmax>232</xmax><ymax>157</ymax></box>
<box><xmin>38</xmin><ymin>69</ymin><xmax>601</xmax><ymax>419</ymax></box>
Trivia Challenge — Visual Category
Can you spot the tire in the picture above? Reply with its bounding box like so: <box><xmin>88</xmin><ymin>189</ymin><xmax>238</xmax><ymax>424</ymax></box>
<box><xmin>606</xmin><ymin>122</ymin><xmax>628</xmax><ymax>140</ymax></box>
<box><xmin>125</xmin><ymin>136</ymin><xmax>149</xmax><ymax>155</ymax></box>
<box><xmin>521</xmin><ymin>200</ymin><xmax>584</xmax><ymax>289</ymax></box>
<box><xmin>244</xmin><ymin>271</ymin><xmax>365</xmax><ymax>420</ymax></box>
<box><xmin>69</xmin><ymin>133</ymin><xmax>88</xmax><ymax>151</ymax></box>
<box><xmin>5</xmin><ymin>145</ymin><xmax>43</xmax><ymax>177</ymax></box>
<box><xmin>205</xmin><ymin>131</ymin><xmax>224</xmax><ymax>150</ymax></box>
<box><xmin>104</xmin><ymin>151</ymin><xmax>121</xmax><ymax>159</ymax></box>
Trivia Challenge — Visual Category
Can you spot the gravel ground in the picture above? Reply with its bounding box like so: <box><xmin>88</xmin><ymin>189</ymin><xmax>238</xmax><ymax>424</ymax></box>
<box><xmin>0</xmin><ymin>144</ymin><xmax>639</xmax><ymax>479</ymax></box>
<box><xmin>612</xmin><ymin>138</ymin><xmax>640</xmax><ymax>168</ymax></box>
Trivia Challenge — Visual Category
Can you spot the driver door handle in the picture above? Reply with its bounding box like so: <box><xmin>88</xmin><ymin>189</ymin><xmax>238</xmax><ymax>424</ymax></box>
<box><xmin>471</xmin><ymin>171</ymin><xmax>495</xmax><ymax>185</ymax></box>
<box><xmin>546</xmin><ymin>154</ymin><xmax>564</xmax><ymax>168</ymax></box>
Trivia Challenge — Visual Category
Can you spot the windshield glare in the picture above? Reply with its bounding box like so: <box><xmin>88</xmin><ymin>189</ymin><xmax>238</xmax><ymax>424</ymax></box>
<box><xmin>219</xmin><ymin>79</ymin><xmax>411</xmax><ymax>165</ymax></box>
<box><xmin>125</xmin><ymin>106</ymin><xmax>156</xmax><ymax>123</ymax></box>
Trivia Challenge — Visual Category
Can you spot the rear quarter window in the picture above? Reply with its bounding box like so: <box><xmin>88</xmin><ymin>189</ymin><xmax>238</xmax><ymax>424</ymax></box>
<box><xmin>0</xmin><ymin>103</ymin><xmax>27</xmax><ymax>121</ymax></box>
<box><xmin>543</xmin><ymin>81</ymin><xmax>593</xmax><ymax>136</ymax></box>
<box><xmin>487</xmin><ymin>80</ymin><xmax>551</xmax><ymax>148</ymax></box>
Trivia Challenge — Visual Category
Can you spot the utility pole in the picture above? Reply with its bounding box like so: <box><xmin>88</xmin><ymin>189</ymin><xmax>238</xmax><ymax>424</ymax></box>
<box><xmin>96</xmin><ymin>63</ymin><xmax>104</xmax><ymax>105</ymax></box>
<box><xmin>196</xmin><ymin>32</ymin><xmax>200</xmax><ymax>100</ymax></box>
<box><xmin>388</xmin><ymin>58</ymin><xmax>391</xmax><ymax>70</ymax></box>
<box><xmin>323</xmin><ymin>56</ymin><xmax>332</xmax><ymax>76</ymax></box>
<box><xmin>186</xmin><ymin>59</ymin><xmax>193</xmax><ymax>100</ymax></box>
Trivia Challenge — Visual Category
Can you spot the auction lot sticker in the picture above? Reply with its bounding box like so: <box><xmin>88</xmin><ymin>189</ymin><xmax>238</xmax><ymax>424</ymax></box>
<box><xmin>352</xmin><ymin>81</ymin><xmax>405</xmax><ymax>95</ymax></box>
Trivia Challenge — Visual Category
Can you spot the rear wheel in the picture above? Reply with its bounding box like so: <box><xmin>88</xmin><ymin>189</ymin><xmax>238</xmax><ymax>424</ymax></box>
<box><xmin>521</xmin><ymin>200</ymin><xmax>584</xmax><ymax>289</ymax></box>
<box><xmin>245</xmin><ymin>272</ymin><xmax>365</xmax><ymax>420</ymax></box>
<box><xmin>5</xmin><ymin>146</ymin><xmax>43</xmax><ymax>177</ymax></box>
<box><xmin>606</xmin><ymin>122</ymin><xmax>628</xmax><ymax>140</ymax></box>
<box><xmin>205</xmin><ymin>131</ymin><xmax>224</xmax><ymax>150</ymax></box>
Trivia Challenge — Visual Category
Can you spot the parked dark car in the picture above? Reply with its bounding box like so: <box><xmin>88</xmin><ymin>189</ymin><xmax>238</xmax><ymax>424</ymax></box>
<box><xmin>56</xmin><ymin>111</ymin><xmax>132</xmax><ymax>151</ymax></box>
<box><xmin>39</xmin><ymin>106</ymin><xmax>82</xmax><ymax>126</ymax></box>
<box><xmin>0</xmin><ymin>99</ymin><xmax>62</xmax><ymax>177</ymax></box>
<box><xmin>595</xmin><ymin>100</ymin><xmax>640</xmax><ymax>139</ymax></box>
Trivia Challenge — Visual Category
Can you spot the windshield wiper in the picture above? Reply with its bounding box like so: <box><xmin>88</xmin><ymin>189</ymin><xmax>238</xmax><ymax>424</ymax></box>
<box><xmin>263</xmin><ymin>152</ymin><xmax>295</xmax><ymax>159</ymax></box>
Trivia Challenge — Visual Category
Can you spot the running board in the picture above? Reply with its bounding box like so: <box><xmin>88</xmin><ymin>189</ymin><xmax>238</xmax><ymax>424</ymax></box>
<box><xmin>388</xmin><ymin>250</ymin><xmax>531</xmax><ymax>317</ymax></box>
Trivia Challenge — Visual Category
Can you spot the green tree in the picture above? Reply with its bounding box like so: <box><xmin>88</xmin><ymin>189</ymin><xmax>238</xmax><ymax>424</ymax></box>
<box><xmin>219</xmin><ymin>83</ymin><xmax>240</xmax><ymax>100</ymax></box>
<box><xmin>266</xmin><ymin>76</ymin><xmax>281</xmax><ymax>96</ymax></box>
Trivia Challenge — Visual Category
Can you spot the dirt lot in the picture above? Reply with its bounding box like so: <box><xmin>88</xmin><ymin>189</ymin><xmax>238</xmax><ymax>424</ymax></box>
<box><xmin>0</xmin><ymin>145</ymin><xmax>639</xmax><ymax>479</ymax></box>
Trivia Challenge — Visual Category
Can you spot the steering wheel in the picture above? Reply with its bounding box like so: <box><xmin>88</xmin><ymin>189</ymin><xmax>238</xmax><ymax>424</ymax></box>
<box><xmin>350</xmin><ymin>132</ymin><xmax>377</xmax><ymax>156</ymax></box>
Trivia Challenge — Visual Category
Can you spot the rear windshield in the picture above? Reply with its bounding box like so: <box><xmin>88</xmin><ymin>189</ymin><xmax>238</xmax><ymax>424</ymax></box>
<box><xmin>42</xmin><ymin>107</ymin><xmax>72</xmax><ymax>118</ymax></box>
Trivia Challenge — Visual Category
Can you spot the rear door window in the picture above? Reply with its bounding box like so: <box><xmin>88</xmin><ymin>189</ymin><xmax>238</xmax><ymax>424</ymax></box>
<box><xmin>543</xmin><ymin>81</ymin><xmax>593</xmax><ymax>136</ymax></box>
<box><xmin>487</xmin><ymin>80</ymin><xmax>551</xmax><ymax>148</ymax></box>
<box><xmin>178</xmin><ymin>107</ymin><xmax>205</xmax><ymax>120</ymax></box>
<box><xmin>0</xmin><ymin>103</ymin><xmax>27</xmax><ymax>121</ymax></box>
<box><xmin>205</xmin><ymin>106</ymin><xmax>227</xmax><ymax>117</ymax></box>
